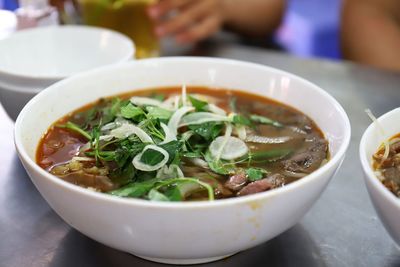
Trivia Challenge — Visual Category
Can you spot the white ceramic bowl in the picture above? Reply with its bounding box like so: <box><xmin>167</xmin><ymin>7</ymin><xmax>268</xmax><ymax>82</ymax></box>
<box><xmin>360</xmin><ymin>108</ymin><xmax>400</xmax><ymax>246</ymax></box>
<box><xmin>15</xmin><ymin>57</ymin><xmax>351</xmax><ymax>264</ymax></box>
<box><xmin>0</xmin><ymin>25</ymin><xmax>134</xmax><ymax>120</ymax></box>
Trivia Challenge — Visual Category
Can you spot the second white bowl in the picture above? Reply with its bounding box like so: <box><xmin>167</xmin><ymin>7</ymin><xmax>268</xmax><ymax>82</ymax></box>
<box><xmin>0</xmin><ymin>25</ymin><xmax>134</xmax><ymax>120</ymax></box>
<box><xmin>360</xmin><ymin>108</ymin><xmax>400</xmax><ymax>246</ymax></box>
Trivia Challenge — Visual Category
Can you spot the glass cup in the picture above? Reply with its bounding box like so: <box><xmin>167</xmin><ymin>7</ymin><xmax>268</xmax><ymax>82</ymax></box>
<box><xmin>78</xmin><ymin>0</ymin><xmax>159</xmax><ymax>59</ymax></box>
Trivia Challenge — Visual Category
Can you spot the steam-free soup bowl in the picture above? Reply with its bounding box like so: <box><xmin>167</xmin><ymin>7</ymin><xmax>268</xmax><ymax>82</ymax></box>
<box><xmin>0</xmin><ymin>25</ymin><xmax>134</xmax><ymax>120</ymax></box>
<box><xmin>360</xmin><ymin>108</ymin><xmax>400</xmax><ymax>246</ymax></box>
<box><xmin>15</xmin><ymin>57</ymin><xmax>351</xmax><ymax>264</ymax></box>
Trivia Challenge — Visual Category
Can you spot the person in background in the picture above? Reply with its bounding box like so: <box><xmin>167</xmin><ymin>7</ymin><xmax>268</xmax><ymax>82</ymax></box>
<box><xmin>147</xmin><ymin>0</ymin><xmax>286</xmax><ymax>44</ymax></box>
<box><xmin>342</xmin><ymin>0</ymin><xmax>400</xmax><ymax>72</ymax></box>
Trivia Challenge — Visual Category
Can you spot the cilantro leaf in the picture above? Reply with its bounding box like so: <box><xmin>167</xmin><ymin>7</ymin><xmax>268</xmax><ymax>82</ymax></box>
<box><xmin>109</xmin><ymin>179</ymin><xmax>157</xmax><ymax>197</ymax></box>
<box><xmin>189</xmin><ymin>95</ymin><xmax>208</xmax><ymax>111</ymax></box>
<box><xmin>246</xmin><ymin>168</ymin><xmax>268</xmax><ymax>182</ymax></box>
<box><xmin>146</xmin><ymin>106</ymin><xmax>173</xmax><ymax>120</ymax></box>
<box><xmin>204</xmin><ymin>150</ymin><xmax>235</xmax><ymax>175</ymax></box>
<box><xmin>232</xmin><ymin>114</ymin><xmax>252</xmax><ymax>126</ymax></box>
<box><xmin>121</xmin><ymin>103</ymin><xmax>144</xmax><ymax>119</ymax></box>
<box><xmin>189</xmin><ymin>122</ymin><xmax>223</xmax><ymax>141</ymax></box>
<box><xmin>140</xmin><ymin>148</ymin><xmax>165</xmax><ymax>166</ymax></box>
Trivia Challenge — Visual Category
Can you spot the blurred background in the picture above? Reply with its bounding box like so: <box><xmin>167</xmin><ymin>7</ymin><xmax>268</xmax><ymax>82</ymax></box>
<box><xmin>0</xmin><ymin>0</ymin><xmax>343</xmax><ymax>60</ymax></box>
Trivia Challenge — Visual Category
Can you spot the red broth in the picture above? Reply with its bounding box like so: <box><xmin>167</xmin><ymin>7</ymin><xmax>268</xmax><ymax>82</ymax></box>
<box><xmin>37</xmin><ymin>87</ymin><xmax>328</xmax><ymax>201</ymax></box>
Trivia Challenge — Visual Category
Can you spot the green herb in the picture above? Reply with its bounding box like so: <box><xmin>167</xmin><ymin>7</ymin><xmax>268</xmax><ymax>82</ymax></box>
<box><xmin>182</xmin><ymin>151</ymin><xmax>202</xmax><ymax>158</ymax></box>
<box><xmin>110</xmin><ymin>177</ymin><xmax>215</xmax><ymax>201</ymax></box>
<box><xmin>250</xmin><ymin>114</ymin><xmax>283</xmax><ymax>128</ymax></box>
<box><xmin>160</xmin><ymin>140</ymin><xmax>181</xmax><ymax>164</ymax></box>
<box><xmin>204</xmin><ymin>150</ymin><xmax>235</xmax><ymax>175</ymax></box>
<box><xmin>189</xmin><ymin>95</ymin><xmax>208</xmax><ymax>111</ymax></box>
<box><xmin>164</xmin><ymin>186</ymin><xmax>183</xmax><ymax>201</ymax></box>
<box><xmin>152</xmin><ymin>93</ymin><xmax>165</xmax><ymax>101</ymax></box>
<box><xmin>246</xmin><ymin>168</ymin><xmax>268</xmax><ymax>181</ymax></box>
<box><xmin>109</xmin><ymin>179</ymin><xmax>158</xmax><ymax>198</ymax></box>
<box><xmin>140</xmin><ymin>147</ymin><xmax>165</xmax><ymax>166</ymax></box>
<box><xmin>109</xmin><ymin>162</ymin><xmax>135</xmax><ymax>185</ymax></box>
<box><xmin>121</xmin><ymin>103</ymin><xmax>144</xmax><ymax>119</ymax></box>
<box><xmin>57</xmin><ymin>121</ymin><xmax>91</xmax><ymax>140</ymax></box>
<box><xmin>148</xmin><ymin>189</ymin><xmax>170</xmax><ymax>201</ymax></box>
<box><xmin>146</xmin><ymin>106</ymin><xmax>173</xmax><ymax>120</ymax></box>
<box><xmin>189</xmin><ymin>122</ymin><xmax>223</xmax><ymax>141</ymax></box>
<box><xmin>232</xmin><ymin>114</ymin><xmax>252</xmax><ymax>126</ymax></box>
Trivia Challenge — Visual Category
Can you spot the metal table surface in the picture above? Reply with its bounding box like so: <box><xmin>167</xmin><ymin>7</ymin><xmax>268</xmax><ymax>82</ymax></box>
<box><xmin>1</xmin><ymin>42</ymin><xmax>400</xmax><ymax>267</ymax></box>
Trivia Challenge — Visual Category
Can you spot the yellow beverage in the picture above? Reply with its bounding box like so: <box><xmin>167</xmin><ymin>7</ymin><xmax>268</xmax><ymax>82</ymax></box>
<box><xmin>78</xmin><ymin>0</ymin><xmax>159</xmax><ymax>58</ymax></box>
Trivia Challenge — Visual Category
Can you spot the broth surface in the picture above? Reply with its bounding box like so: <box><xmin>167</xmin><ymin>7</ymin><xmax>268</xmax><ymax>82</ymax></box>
<box><xmin>37</xmin><ymin>87</ymin><xmax>329</xmax><ymax>201</ymax></box>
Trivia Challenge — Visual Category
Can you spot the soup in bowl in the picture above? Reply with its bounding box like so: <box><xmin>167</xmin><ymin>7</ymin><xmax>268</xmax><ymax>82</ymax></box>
<box><xmin>360</xmin><ymin>108</ymin><xmax>400</xmax><ymax>246</ymax></box>
<box><xmin>15</xmin><ymin>57</ymin><xmax>350</xmax><ymax>264</ymax></box>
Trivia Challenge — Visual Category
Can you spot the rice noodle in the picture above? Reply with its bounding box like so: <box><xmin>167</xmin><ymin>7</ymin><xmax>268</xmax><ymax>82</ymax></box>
<box><xmin>365</xmin><ymin>109</ymin><xmax>390</xmax><ymax>161</ymax></box>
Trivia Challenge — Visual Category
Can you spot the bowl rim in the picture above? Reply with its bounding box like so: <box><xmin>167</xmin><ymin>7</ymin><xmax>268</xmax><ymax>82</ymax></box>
<box><xmin>14</xmin><ymin>56</ymin><xmax>351</xmax><ymax>209</ymax></box>
<box><xmin>0</xmin><ymin>25</ymin><xmax>135</xmax><ymax>81</ymax></box>
<box><xmin>359</xmin><ymin>107</ymin><xmax>400</xmax><ymax>205</ymax></box>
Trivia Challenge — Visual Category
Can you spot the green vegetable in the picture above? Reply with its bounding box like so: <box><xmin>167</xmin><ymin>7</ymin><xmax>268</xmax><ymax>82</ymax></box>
<box><xmin>110</xmin><ymin>179</ymin><xmax>158</xmax><ymax>198</ymax></box>
<box><xmin>246</xmin><ymin>168</ymin><xmax>268</xmax><ymax>181</ymax></box>
<box><xmin>250</xmin><ymin>114</ymin><xmax>283</xmax><ymax>128</ymax></box>
<box><xmin>146</xmin><ymin>106</ymin><xmax>173</xmax><ymax>120</ymax></box>
<box><xmin>189</xmin><ymin>122</ymin><xmax>223</xmax><ymax>141</ymax></box>
<box><xmin>204</xmin><ymin>150</ymin><xmax>235</xmax><ymax>175</ymax></box>
<box><xmin>58</xmin><ymin>121</ymin><xmax>91</xmax><ymax>140</ymax></box>
<box><xmin>189</xmin><ymin>95</ymin><xmax>208</xmax><ymax>111</ymax></box>
<box><xmin>120</xmin><ymin>103</ymin><xmax>144</xmax><ymax>119</ymax></box>
<box><xmin>232</xmin><ymin>114</ymin><xmax>252</xmax><ymax>126</ymax></box>
<box><xmin>148</xmin><ymin>189</ymin><xmax>170</xmax><ymax>201</ymax></box>
<box><xmin>140</xmin><ymin>147</ymin><xmax>166</xmax><ymax>166</ymax></box>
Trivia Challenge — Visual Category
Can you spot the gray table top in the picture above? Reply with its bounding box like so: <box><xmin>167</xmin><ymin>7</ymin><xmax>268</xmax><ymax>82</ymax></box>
<box><xmin>1</xmin><ymin>41</ymin><xmax>400</xmax><ymax>267</ymax></box>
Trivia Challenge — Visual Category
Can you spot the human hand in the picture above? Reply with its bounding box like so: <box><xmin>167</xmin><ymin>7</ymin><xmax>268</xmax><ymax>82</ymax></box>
<box><xmin>147</xmin><ymin>0</ymin><xmax>225</xmax><ymax>44</ymax></box>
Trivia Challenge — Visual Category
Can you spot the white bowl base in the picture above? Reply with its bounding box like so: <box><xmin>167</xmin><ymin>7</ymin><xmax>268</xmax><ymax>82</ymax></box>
<box><xmin>132</xmin><ymin>253</ymin><xmax>236</xmax><ymax>265</ymax></box>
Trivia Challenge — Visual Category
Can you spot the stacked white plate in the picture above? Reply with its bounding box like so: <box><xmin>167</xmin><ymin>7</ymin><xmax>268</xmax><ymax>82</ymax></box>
<box><xmin>0</xmin><ymin>25</ymin><xmax>135</xmax><ymax>120</ymax></box>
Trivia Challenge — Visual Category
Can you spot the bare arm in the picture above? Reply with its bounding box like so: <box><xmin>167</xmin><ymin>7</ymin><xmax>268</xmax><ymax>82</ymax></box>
<box><xmin>148</xmin><ymin>0</ymin><xmax>285</xmax><ymax>44</ymax></box>
<box><xmin>341</xmin><ymin>0</ymin><xmax>400</xmax><ymax>71</ymax></box>
<box><xmin>222</xmin><ymin>0</ymin><xmax>286</xmax><ymax>37</ymax></box>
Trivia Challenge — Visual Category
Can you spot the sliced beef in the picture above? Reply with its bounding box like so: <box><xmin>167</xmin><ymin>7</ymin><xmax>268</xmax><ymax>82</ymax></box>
<box><xmin>237</xmin><ymin>173</ymin><xmax>285</xmax><ymax>196</ymax></box>
<box><xmin>382</xmin><ymin>166</ymin><xmax>400</xmax><ymax>184</ymax></box>
<box><xmin>214</xmin><ymin>183</ymin><xmax>233</xmax><ymax>198</ymax></box>
<box><xmin>283</xmin><ymin>138</ymin><xmax>328</xmax><ymax>174</ymax></box>
<box><xmin>224</xmin><ymin>172</ymin><xmax>247</xmax><ymax>191</ymax></box>
<box><xmin>264</xmin><ymin>173</ymin><xmax>285</xmax><ymax>188</ymax></box>
<box><xmin>390</xmin><ymin>141</ymin><xmax>400</xmax><ymax>154</ymax></box>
